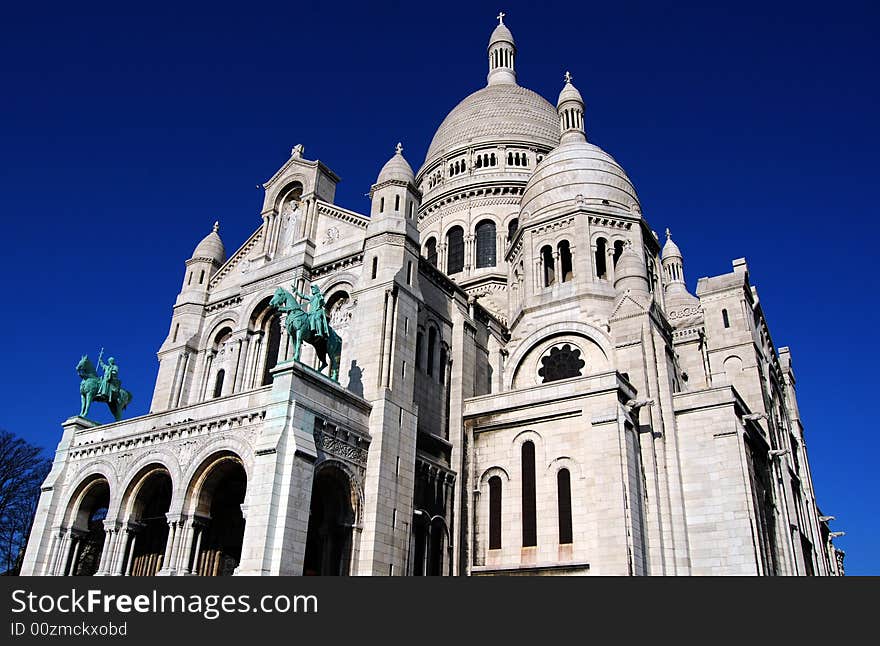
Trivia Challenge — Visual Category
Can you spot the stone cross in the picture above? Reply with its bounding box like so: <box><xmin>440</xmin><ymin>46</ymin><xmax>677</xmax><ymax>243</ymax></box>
<box><xmin>665</xmin><ymin>228</ymin><xmax>671</xmax><ymax>240</ymax></box>
<box><xmin>497</xmin><ymin>11</ymin><xmax>505</xmax><ymax>25</ymax></box>
<box><xmin>396</xmin><ymin>142</ymin><xmax>403</xmax><ymax>155</ymax></box>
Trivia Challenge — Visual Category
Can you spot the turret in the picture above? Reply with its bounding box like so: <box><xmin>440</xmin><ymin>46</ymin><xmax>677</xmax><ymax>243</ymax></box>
<box><xmin>182</xmin><ymin>221</ymin><xmax>225</xmax><ymax>294</ymax></box>
<box><xmin>661</xmin><ymin>229</ymin><xmax>699</xmax><ymax>308</ymax></box>
<box><xmin>614</xmin><ymin>241</ymin><xmax>650</xmax><ymax>295</ymax></box>
<box><xmin>368</xmin><ymin>143</ymin><xmax>420</xmax><ymax>244</ymax></box>
<box><xmin>557</xmin><ymin>72</ymin><xmax>586</xmax><ymax>144</ymax></box>
<box><xmin>487</xmin><ymin>12</ymin><xmax>516</xmax><ymax>86</ymax></box>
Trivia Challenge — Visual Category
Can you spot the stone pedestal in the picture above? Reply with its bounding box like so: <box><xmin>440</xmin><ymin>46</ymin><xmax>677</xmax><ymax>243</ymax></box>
<box><xmin>235</xmin><ymin>361</ymin><xmax>319</xmax><ymax>575</ymax></box>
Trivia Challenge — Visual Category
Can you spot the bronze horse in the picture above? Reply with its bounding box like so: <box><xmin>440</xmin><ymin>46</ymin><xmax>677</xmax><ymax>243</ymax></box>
<box><xmin>76</xmin><ymin>355</ymin><xmax>132</xmax><ymax>421</ymax></box>
<box><xmin>269</xmin><ymin>287</ymin><xmax>342</xmax><ymax>382</ymax></box>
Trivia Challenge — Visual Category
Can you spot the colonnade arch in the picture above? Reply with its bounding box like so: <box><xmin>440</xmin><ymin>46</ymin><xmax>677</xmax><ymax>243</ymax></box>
<box><xmin>63</xmin><ymin>475</ymin><xmax>110</xmax><ymax>576</ymax></box>
<box><xmin>120</xmin><ymin>465</ymin><xmax>173</xmax><ymax>576</ymax></box>
<box><xmin>184</xmin><ymin>452</ymin><xmax>248</xmax><ymax>576</ymax></box>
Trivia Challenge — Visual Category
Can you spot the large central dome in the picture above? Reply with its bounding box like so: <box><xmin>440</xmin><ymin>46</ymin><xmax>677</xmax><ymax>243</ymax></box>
<box><xmin>422</xmin><ymin>83</ymin><xmax>560</xmax><ymax>170</ymax></box>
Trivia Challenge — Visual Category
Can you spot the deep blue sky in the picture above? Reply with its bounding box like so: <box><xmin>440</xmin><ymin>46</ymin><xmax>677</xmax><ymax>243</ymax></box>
<box><xmin>1</xmin><ymin>0</ymin><xmax>877</xmax><ymax>573</ymax></box>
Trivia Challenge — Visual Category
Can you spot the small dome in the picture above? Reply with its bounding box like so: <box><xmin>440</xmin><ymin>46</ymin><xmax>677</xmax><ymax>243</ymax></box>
<box><xmin>489</xmin><ymin>22</ymin><xmax>514</xmax><ymax>47</ymax></box>
<box><xmin>521</xmin><ymin>140</ymin><xmax>640</xmax><ymax>221</ymax></box>
<box><xmin>661</xmin><ymin>229</ymin><xmax>682</xmax><ymax>260</ymax></box>
<box><xmin>557</xmin><ymin>79</ymin><xmax>583</xmax><ymax>106</ymax></box>
<box><xmin>192</xmin><ymin>221</ymin><xmax>226</xmax><ymax>264</ymax></box>
<box><xmin>376</xmin><ymin>143</ymin><xmax>415</xmax><ymax>185</ymax></box>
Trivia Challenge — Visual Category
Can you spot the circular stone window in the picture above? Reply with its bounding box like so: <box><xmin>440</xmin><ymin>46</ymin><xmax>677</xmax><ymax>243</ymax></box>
<box><xmin>538</xmin><ymin>344</ymin><xmax>586</xmax><ymax>383</ymax></box>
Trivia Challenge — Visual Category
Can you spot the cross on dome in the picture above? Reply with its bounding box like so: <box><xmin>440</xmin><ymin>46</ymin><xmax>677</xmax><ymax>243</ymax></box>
<box><xmin>213</xmin><ymin>221</ymin><xmax>220</xmax><ymax>233</ymax></box>
<box><xmin>497</xmin><ymin>11</ymin><xmax>505</xmax><ymax>24</ymax></box>
<box><xmin>564</xmin><ymin>71</ymin><xmax>572</xmax><ymax>84</ymax></box>
<box><xmin>396</xmin><ymin>142</ymin><xmax>403</xmax><ymax>155</ymax></box>
<box><xmin>665</xmin><ymin>228</ymin><xmax>671</xmax><ymax>240</ymax></box>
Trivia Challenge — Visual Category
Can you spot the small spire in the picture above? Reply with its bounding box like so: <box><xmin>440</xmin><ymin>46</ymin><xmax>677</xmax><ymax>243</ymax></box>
<box><xmin>213</xmin><ymin>221</ymin><xmax>220</xmax><ymax>233</ymax></box>
<box><xmin>665</xmin><ymin>228</ymin><xmax>671</xmax><ymax>240</ymax></box>
<box><xmin>497</xmin><ymin>10</ymin><xmax>505</xmax><ymax>25</ymax></box>
<box><xmin>396</xmin><ymin>142</ymin><xmax>403</xmax><ymax>155</ymax></box>
<box><xmin>564</xmin><ymin>70</ymin><xmax>572</xmax><ymax>84</ymax></box>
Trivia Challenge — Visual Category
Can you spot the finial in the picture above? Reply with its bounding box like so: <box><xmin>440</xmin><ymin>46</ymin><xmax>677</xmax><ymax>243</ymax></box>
<box><xmin>497</xmin><ymin>11</ymin><xmax>506</xmax><ymax>25</ymax></box>
<box><xmin>395</xmin><ymin>142</ymin><xmax>403</xmax><ymax>155</ymax></box>
<box><xmin>291</xmin><ymin>143</ymin><xmax>304</xmax><ymax>158</ymax></box>
<box><xmin>564</xmin><ymin>71</ymin><xmax>572</xmax><ymax>84</ymax></box>
<box><xmin>213</xmin><ymin>221</ymin><xmax>220</xmax><ymax>233</ymax></box>
<box><xmin>665</xmin><ymin>228</ymin><xmax>671</xmax><ymax>240</ymax></box>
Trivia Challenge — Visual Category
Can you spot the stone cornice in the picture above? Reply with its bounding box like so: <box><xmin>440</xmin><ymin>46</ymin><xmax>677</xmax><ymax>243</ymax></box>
<box><xmin>310</xmin><ymin>251</ymin><xmax>364</xmax><ymax>279</ymax></box>
<box><xmin>316</xmin><ymin>201</ymin><xmax>370</xmax><ymax>229</ymax></box>
<box><xmin>68</xmin><ymin>408</ymin><xmax>267</xmax><ymax>461</ymax></box>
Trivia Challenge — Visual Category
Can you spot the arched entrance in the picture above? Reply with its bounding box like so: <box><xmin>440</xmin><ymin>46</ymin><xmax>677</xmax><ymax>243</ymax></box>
<box><xmin>188</xmin><ymin>453</ymin><xmax>247</xmax><ymax>576</ymax></box>
<box><xmin>66</xmin><ymin>476</ymin><xmax>110</xmax><ymax>576</ymax></box>
<box><xmin>303</xmin><ymin>465</ymin><xmax>355</xmax><ymax>576</ymax></box>
<box><xmin>124</xmin><ymin>466</ymin><xmax>172</xmax><ymax>576</ymax></box>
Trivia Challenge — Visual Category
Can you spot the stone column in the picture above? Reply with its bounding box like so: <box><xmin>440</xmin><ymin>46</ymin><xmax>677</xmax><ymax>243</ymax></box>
<box><xmin>52</xmin><ymin>530</ymin><xmax>70</xmax><ymax>576</ymax></box>
<box><xmin>96</xmin><ymin>522</ymin><xmax>119</xmax><ymax>576</ymax></box>
<box><xmin>158</xmin><ymin>516</ymin><xmax>178</xmax><ymax>575</ymax></box>
<box><xmin>606</xmin><ymin>246</ymin><xmax>616</xmax><ymax>284</ymax></box>
<box><xmin>234</xmin><ymin>335</ymin><xmax>251</xmax><ymax>392</ymax></box>
<box><xmin>65</xmin><ymin>533</ymin><xmax>84</xmax><ymax>576</ymax></box>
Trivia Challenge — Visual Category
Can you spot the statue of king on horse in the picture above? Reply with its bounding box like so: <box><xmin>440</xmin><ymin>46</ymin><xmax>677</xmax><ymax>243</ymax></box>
<box><xmin>76</xmin><ymin>350</ymin><xmax>132</xmax><ymax>421</ymax></box>
<box><xmin>269</xmin><ymin>283</ymin><xmax>342</xmax><ymax>382</ymax></box>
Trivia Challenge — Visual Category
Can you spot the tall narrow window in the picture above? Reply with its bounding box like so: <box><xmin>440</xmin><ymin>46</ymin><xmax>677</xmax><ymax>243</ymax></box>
<box><xmin>722</xmin><ymin>309</ymin><xmax>730</xmax><ymax>328</ymax></box>
<box><xmin>371</xmin><ymin>256</ymin><xmax>378</xmax><ymax>279</ymax></box>
<box><xmin>595</xmin><ymin>238</ymin><xmax>608</xmax><ymax>279</ymax></box>
<box><xmin>408</xmin><ymin>202</ymin><xmax>414</xmax><ymax>219</ymax></box>
<box><xmin>406</xmin><ymin>261</ymin><xmax>413</xmax><ymax>285</ymax></box>
<box><xmin>489</xmin><ymin>476</ymin><xmax>502</xmax><ymax>550</ymax></box>
<box><xmin>507</xmin><ymin>218</ymin><xmax>518</xmax><ymax>242</ymax></box>
<box><xmin>559</xmin><ymin>240</ymin><xmax>573</xmax><ymax>282</ymax></box>
<box><xmin>172</xmin><ymin>324</ymin><xmax>179</xmax><ymax>343</ymax></box>
<box><xmin>475</xmin><ymin>220</ymin><xmax>497</xmax><ymax>268</ymax></box>
<box><xmin>425</xmin><ymin>238</ymin><xmax>437</xmax><ymax>268</ymax></box>
<box><xmin>187</xmin><ymin>272</ymin><xmax>192</xmax><ymax>286</ymax></box>
<box><xmin>557</xmin><ymin>469</ymin><xmax>573</xmax><ymax>544</ymax></box>
<box><xmin>542</xmin><ymin>245</ymin><xmax>555</xmax><ymax>287</ymax></box>
<box><xmin>199</xmin><ymin>270</ymin><xmax>205</xmax><ymax>284</ymax></box>
<box><xmin>446</xmin><ymin>226</ymin><xmax>464</xmax><ymax>275</ymax></box>
<box><xmin>439</xmin><ymin>346</ymin><xmax>447</xmax><ymax>384</ymax></box>
<box><xmin>415</xmin><ymin>331</ymin><xmax>423</xmax><ymax>369</ymax></box>
<box><xmin>613</xmin><ymin>240</ymin><xmax>625</xmax><ymax>267</ymax></box>
<box><xmin>262</xmin><ymin>315</ymin><xmax>281</xmax><ymax>385</ymax></box>
<box><xmin>427</xmin><ymin>327</ymin><xmax>437</xmax><ymax>377</ymax></box>
<box><xmin>522</xmin><ymin>441</ymin><xmax>537</xmax><ymax>547</ymax></box>
<box><xmin>213</xmin><ymin>369</ymin><xmax>225</xmax><ymax>399</ymax></box>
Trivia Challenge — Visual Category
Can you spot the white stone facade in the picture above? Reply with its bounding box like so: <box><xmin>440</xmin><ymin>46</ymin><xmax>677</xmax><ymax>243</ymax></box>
<box><xmin>21</xmin><ymin>17</ymin><xmax>842</xmax><ymax>577</ymax></box>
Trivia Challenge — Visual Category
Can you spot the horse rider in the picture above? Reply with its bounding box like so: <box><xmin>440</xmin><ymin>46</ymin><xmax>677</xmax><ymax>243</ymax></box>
<box><xmin>294</xmin><ymin>284</ymin><xmax>330</xmax><ymax>339</ymax></box>
<box><xmin>98</xmin><ymin>356</ymin><xmax>120</xmax><ymax>402</ymax></box>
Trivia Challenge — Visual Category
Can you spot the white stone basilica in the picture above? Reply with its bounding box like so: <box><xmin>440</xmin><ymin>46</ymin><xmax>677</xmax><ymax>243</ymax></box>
<box><xmin>22</xmin><ymin>16</ymin><xmax>843</xmax><ymax>576</ymax></box>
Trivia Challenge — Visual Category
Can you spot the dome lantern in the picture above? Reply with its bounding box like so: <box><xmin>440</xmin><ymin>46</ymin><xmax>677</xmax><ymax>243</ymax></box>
<box><xmin>487</xmin><ymin>12</ymin><xmax>517</xmax><ymax>86</ymax></box>
<box><xmin>557</xmin><ymin>72</ymin><xmax>586</xmax><ymax>144</ymax></box>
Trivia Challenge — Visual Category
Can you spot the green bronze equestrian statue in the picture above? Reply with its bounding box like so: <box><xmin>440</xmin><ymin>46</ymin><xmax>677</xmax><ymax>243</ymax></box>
<box><xmin>76</xmin><ymin>352</ymin><xmax>133</xmax><ymax>421</ymax></box>
<box><xmin>269</xmin><ymin>284</ymin><xmax>342</xmax><ymax>382</ymax></box>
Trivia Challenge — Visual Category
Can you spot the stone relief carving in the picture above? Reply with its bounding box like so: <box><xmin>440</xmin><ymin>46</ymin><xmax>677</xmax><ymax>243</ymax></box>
<box><xmin>328</xmin><ymin>295</ymin><xmax>355</xmax><ymax>330</ymax></box>
<box><xmin>323</xmin><ymin>226</ymin><xmax>340</xmax><ymax>245</ymax></box>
